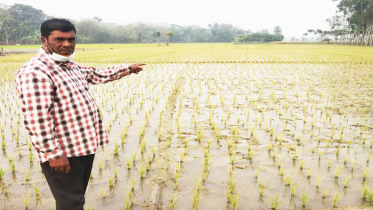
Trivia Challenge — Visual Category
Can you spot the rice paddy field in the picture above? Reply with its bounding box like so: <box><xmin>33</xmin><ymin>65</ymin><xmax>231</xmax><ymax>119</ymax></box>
<box><xmin>1</xmin><ymin>43</ymin><xmax>373</xmax><ymax>210</ymax></box>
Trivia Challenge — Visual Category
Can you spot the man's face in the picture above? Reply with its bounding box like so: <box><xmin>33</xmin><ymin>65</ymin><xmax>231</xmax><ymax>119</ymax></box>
<box><xmin>41</xmin><ymin>30</ymin><xmax>76</xmax><ymax>56</ymax></box>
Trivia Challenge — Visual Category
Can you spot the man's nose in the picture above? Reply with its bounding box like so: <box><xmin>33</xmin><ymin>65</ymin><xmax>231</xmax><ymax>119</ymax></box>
<box><xmin>62</xmin><ymin>39</ymin><xmax>71</xmax><ymax>47</ymax></box>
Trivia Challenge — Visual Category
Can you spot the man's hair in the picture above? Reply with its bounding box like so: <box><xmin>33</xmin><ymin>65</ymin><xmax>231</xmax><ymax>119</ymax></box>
<box><xmin>41</xmin><ymin>18</ymin><xmax>76</xmax><ymax>39</ymax></box>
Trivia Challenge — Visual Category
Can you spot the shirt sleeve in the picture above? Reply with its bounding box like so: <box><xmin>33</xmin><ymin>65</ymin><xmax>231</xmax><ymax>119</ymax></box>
<box><xmin>16</xmin><ymin>72</ymin><xmax>64</xmax><ymax>160</ymax></box>
<box><xmin>77</xmin><ymin>64</ymin><xmax>131</xmax><ymax>84</ymax></box>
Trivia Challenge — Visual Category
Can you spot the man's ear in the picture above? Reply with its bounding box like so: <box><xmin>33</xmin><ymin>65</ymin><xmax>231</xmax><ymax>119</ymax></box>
<box><xmin>41</xmin><ymin>36</ymin><xmax>47</xmax><ymax>46</ymax></box>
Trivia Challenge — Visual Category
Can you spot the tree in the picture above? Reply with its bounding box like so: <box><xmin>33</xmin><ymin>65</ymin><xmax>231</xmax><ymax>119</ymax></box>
<box><xmin>75</xmin><ymin>18</ymin><xmax>101</xmax><ymax>43</ymax></box>
<box><xmin>0</xmin><ymin>4</ymin><xmax>10</xmax><ymax>32</ymax></box>
<box><xmin>235</xmin><ymin>29</ymin><xmax>284</xmax><ymax>43</ymax></box>
<box><xmin>166</xmin><ymin>31</ymin><xmax>174</xmax><ymax>43</ymax></box>
<box><xmin>22</xmin><ymin>29</ymin><xmax>39</xmax><ymax>44</ymax></box>
<box><xmin>0</xmin><ymin>3</ymin><xmax>46</xmax><ymax>44</ymax></box>
<box><xmin>316</xmin><ymin>29</ymin><xmax>324</xmax><ymax>41</ymax></box>
<box><xmin>326</xmin><ymin>15</ymin><xmax>342</xmax><ymax>43</ymax></box>
<box><xmin>302</xmin><ymin>33</ymin><xmax>308</xmax><ymax>41</ymax></box>
<box><xmin>156</xmin><ymin>31</ymin><xmax>161</xmax><ymax>43</ymax></box>
<box><xmin>76</xmin><ymin>34</ymin><xmax>89</xmax><ymax>44</ymax></box>
<box><xmin>273</xmin><ymin>26</ymin><xmax>282</xmax><ymax>35</ymax></box>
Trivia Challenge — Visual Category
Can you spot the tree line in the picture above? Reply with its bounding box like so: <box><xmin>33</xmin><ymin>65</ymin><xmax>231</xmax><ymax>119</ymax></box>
<box><xmin>236</xmin><ymin>26</ymin><xmax>284</xmax><ymax>43</ymax></box>
<box><xmin>0</xmin><ymin>3</ymin><xmax>284</xmax><ymax>45</ymax></box>
<box><xmin>304</xmin><ymin>0</ymin><xmax>373</xmax><ymax>45</ymax></box>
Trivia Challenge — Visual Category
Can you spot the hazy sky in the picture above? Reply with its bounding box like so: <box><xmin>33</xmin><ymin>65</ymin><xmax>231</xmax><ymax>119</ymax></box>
<box><xmin>2</xmin><ymin>0</ymin><xmax>339</xmax><ymax>39</ymax></box>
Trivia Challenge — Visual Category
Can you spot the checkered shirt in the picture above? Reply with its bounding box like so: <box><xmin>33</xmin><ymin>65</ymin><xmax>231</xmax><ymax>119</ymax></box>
<box><xmin>15</xmin><ymin>48</ymin><xmax>131</xmax><ymax>163</ymax></box>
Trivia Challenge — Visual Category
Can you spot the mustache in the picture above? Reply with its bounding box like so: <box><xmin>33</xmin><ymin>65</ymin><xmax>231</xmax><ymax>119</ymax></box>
<box><xmin>57</xmin><ymin>47</ymin><xmax>73</xmax><ymax>53</ymax></box>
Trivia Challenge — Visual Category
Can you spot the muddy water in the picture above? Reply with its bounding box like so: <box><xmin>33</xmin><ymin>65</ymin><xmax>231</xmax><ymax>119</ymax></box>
<box><xmin>1</xmin><ymin>63</ymin><xmax>373</xmax><ymax>209</ymax></box>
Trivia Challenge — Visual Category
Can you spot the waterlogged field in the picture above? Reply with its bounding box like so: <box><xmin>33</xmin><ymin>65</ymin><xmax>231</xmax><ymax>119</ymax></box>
<box><xmin>1</xmin><ymin>43</ymin><xmax>373</xmax><ymax>210</ymax></box>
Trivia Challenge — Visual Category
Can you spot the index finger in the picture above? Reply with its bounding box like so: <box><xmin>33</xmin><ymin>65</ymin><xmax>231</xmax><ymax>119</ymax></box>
<box><xmin>65</xmin><ymin>164</ymin><xmax>71</xmax><ymax>173</ymax></box>
<box><xmin>137</xmin><ymin>63</ymin><xmax>146</xmax><ymax>66</ymax></box>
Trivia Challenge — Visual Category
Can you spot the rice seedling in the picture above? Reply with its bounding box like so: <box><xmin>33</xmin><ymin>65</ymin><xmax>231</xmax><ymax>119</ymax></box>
<box><xmin>226</xmin><ymin>172</ymin><xmax>237</xmax><ymax>203</ymax></box>
<box><xmin>108</xmin><ymin>176</ymin><xmax>115</xmax><ymax>188</ymax></box>
<box><xmin>231</xmin><ymin>192</ymin><xmax>240</xmax><ymax>210</ymax></box>
<box><xmin>277</xmin><ymin>158</ymin><xmax>282</xmax><ymax>168</ymax></box>
<box><xmin>246</xmin><ymin>146</ymin><xmax>254</xmax><ymax>159</ymax></box>
<box><xmin>258</xmin><ymin>183</ymin><xmax>265</xmax><ymax>196</ymax></box>
<box><xmin>22</xmin><ymin>193</ymin><xmax>29</xmax><ymax>209</ymax></box>
<box><xmin>228</xmin><ymin>140</ymin><xmax>233</xmax><ymax>149</ymax></box>
<box><xmin>328</xmin><ymin>159</ymin><xmax>333</xmax><ymax>169</ymax></box>
<box><xmin>2</xmin><ymin>140</ymin><xmax>5</xmax><ymax>150</ymax></box>
<box><xmin>8</xmin><ymin>154</ymin><xmax>14</xmax><ymax>164</ymax></box>
<box><xmin>254</xmin><ymin>169</ymin><xmax>259</xmax><ymax>179</ymax></box>
<box><xmin>0</xmin><ymin>182</ymin><xmax>9</xmax><ymax>196</ymax></box>
<box><xmin>98</xmin><ymin>158</ymin><xmax>102</xmax><ymax>169</ymax></box>
<box><xmin>302</xmin><ymin>189</ymin><xmax>309</xmax><ymax>208</ymax></box>
<box><xmin>343</xmin><ymin>177</ymin><xmax>350</xmax><ymax>188</ymax></box>
<box><xmin>368</xmin><ymin>191</ymin><xmax>373</xmax><ymax>206</ymax></box>
<box><xmin>28</xmin><ymin>152</ymin><xmax>34</xmax><ymax>162</ymax></box>
<box><xmin>216</xmin><ymin>129</ymin><xmax>221</xmax><ymax>142</ymax></box>
<box><xmin>333</xmin><ymin>191</ymin><xmax>343</xmax><ymax>207</ymax></box>
<box><xmin>112</xmin><ymin>167</ymin><xmax>118</xmax><ymax>179</ymax></box>
<box><xmin>362</xmin><ymin>184</ymin><xmax>370</xmax><ymax>200</ymax></box>
<box><xmin>139</xmin><ymin>164</ymin><xmax>146</xmax><ymax>179</ymax></box>
<box><xmin>290</xmin><ymin>184</ymin><xmax>298</xmax><ymax>197</ymax></box>
<box><xmin>270</xmin><ymin>194</ymin><xmax>280</xmax><ymax>210</ymax></box>
<box><xmin>363</xmin><ymin>169</ymin><xmax>369</xmax><ymax>181</ymax></box>
<box><xmin>23</xmin><ymin>169</ymin><xmax>31</xmax><ymax>182</ymax></box>
<box><xmin>32</xmin><ymin>180</ymin><xmax>41</xmax><ymax>197</ymax></box>
<box><xmin>101</xmin><ymin>190</ymin><xmax>106</xmax><ymax>199</ymax></box>
<box><xmin>348</xmin><ymin>139</ymin><xmax>352</xmax><ymax>148</ymax></box>
<box><xmin>0</xmin><ymin>167</ymin><xmax>4</xmax><ymax>180</ymax></box>
<box><xmin>334</xmin><ymin>165</ymin><xmax>343</xmax><ymax>179</ymax></box>
<box><xmin>284</xmin><ymin>174</ymin><xmax>292</xmax><ymax>186</ymax></box>
<box><xmin>336</xmin><ymin>146</ymin><xmax>341</xmax><ymax>156</ymax></box>
<box><xmin>230</xmin><ymin>154</ymin><xmax>236</xmax><ymax>165</ymax></box>
<box><xmin>197</xmin><ymin>126</ymin><xmax>203</xmax><ymax>142</ymax></box>
<box><xmin>132</xmin><ymin>152</ymin><xmax>137</xmax><ymax>163</ymax></box>
<box><xmin>307</xmin><ymin>167</ymin><xmax>312</xmax><ymax>178</ymax></box>
<box><xmin>322</xmin><ymin>184</ymin><xmax>331</xmax><ymax>198</ymax></box>
<box><xmin>140</xmin><ymin>140</ymin><xmax>146</xmax><ymax>154</ymax></box>
<box><xmin>113</xmin><ymin>141</ymin><xmax>119</xmax><ymax>156</ymax></box>
<box><xmin>125</xmin><ymin>190</ymin><xmax>133</xmax><ymax>210</ymax></box>
<box><xmin>169</xmin><ymin>193</ymin><xmax>179</xmax><ymax>210</ymax></box>
<box><xmin>355</xmin><ymin>144</ymin><xmax>361</xmax><ymax>154</ymax></box>
<box><xmin>351</xmin><ymin>160</ymin><xmax>357</xmax><ymax>171</ymax></box>
<box><xmin>292</xmin><ymin>150</ymin><xmax>297</xmax><ymax>160</ymax></box>
<box><xmin>130</xmin><ymin>178</ymin><xmax>136</xmax><ymax>191</ymax></box>
<box><xmin>126</xmin><ymin>157</ymin><xmax>132</xmax><ymax>169</ymax></box>
<box><xmin>299</xmin><ymin>159</ymin><xmax>305</xmax><ymax>169</ymax></box>
<box><xmin>11</xmin><ymin>162</ymin><xmax>15</xmax><ymax>173</ymax></box>
<box><xmin>316</xmin><ymin>175</ymin><xmax>322</xmax><ymax>188</ymax></box>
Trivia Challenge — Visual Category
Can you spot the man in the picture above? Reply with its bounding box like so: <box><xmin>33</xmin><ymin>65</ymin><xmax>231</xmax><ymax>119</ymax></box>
<box><xmin>15</xmin><ymin>18</ymin><xmax>144</xmax><ymax>210</ymax></box>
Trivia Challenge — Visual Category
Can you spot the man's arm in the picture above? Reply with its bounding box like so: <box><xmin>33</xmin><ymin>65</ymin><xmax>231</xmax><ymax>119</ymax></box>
<box><xmin>78</xmin><ymin>63</ymin><xmax>145</xmax><ymax>84</ymax></box>
<box><xmin>16</xmin><ymin>72</ymin><xmax>70</xmax><ymax>172</ymax></box>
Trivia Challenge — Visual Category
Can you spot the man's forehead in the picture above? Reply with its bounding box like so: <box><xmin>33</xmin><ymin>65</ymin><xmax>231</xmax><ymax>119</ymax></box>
<box><xmin>50</xmin><ymin>30</ymin><xmax>76</xmax><ymax>38</ymax></box>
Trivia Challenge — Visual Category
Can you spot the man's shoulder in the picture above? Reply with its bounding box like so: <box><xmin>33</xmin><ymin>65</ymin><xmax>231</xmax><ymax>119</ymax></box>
<box><xmin>20</xmin><ymin>54</ymin><xmax>52</xmax><ymax>75</ymax></box>
<box><xmin>16</xmin><ymin>56</ymin><xmax>55</xmax><ymax>83</ymax></box>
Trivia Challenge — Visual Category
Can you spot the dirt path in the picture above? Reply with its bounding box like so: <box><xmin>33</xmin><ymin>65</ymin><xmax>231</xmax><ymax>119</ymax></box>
<box><xmin>145</xmin><ymin>68</ymin><xmax>185</xmax><ymax>209</ymax></box>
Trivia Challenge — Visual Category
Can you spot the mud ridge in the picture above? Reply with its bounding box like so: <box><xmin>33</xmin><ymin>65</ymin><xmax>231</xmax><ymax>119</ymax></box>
<box><xmin>145</xmin><ymin>68</ymin><xmax>185</xmax><ymax>209</ymax></box>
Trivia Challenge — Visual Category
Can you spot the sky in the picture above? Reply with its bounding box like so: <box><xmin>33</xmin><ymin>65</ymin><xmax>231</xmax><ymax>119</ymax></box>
<box><xmin>1</xmin><ymin>0</ymin><xmax>339</xmax><ymax>39</ymax></box>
